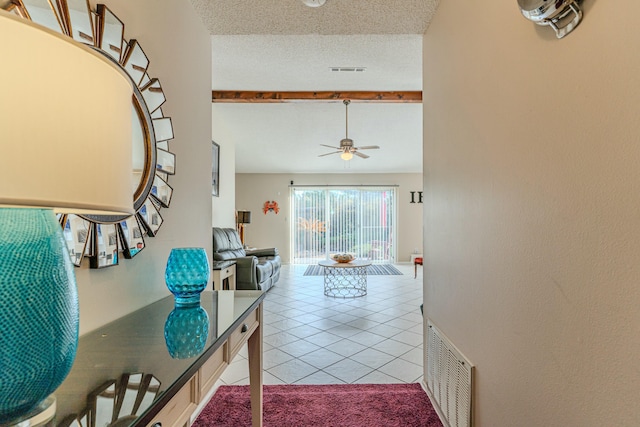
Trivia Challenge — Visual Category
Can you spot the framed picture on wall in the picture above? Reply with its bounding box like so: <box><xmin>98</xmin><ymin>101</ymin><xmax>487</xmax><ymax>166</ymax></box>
<box><xmin>212</xmin><ymin>141</ymin><xmax>220</xmax><ymax>197</ymax></box>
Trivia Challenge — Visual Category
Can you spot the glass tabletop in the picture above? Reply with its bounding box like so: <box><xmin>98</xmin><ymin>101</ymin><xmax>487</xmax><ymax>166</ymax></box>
<box><xmin>317</xmin><ymin>259</ymin><xmax>372</xmax><ymax>268</ymax></box>
<box><xmin>50</xmin><ymin>290</ymin><xmax>264</xmax><ymax>426</ymax></box>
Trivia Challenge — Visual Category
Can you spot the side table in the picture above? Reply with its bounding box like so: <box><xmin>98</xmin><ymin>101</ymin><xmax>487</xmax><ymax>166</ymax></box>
<box><xmin>414</xmin><ymin>257</ymin><xmax>423</xmax><ymax>278</ymax></box>
<box><xmin>212</xmin><ymin>260</ymin><xmax>236</xmax><ymax>290</ymax></box>
<box><xmin>317</xmin><ymin>259</ymin><xmax>371</xmax><ymax>298</ymax></box>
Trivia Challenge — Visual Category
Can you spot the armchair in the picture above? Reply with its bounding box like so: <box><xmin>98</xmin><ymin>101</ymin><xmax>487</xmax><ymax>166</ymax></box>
<box><xmin>212</xmin><ymin>227</ymin><xmax>281</xmax><ymax>291</ymax></box>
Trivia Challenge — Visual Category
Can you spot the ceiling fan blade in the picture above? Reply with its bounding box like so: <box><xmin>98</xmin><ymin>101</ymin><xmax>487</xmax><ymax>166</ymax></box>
<box><xmin>354</xmin><ymin>151</ymin><xmax>369</xmax><ymax>159</ymax></box>
<box><xmin>356</xmin><ymin>145</ymin><xmax>380</xmax><ymax>150</ymax></box>
<box><xmin>320</xmin><ymin>144</ymin><xmax>340</xmax><ymax>149</ymax></box>
<box><xmin>318</xmin><ymin>151</ymin><xmax>341</xmax><ymax>157</ymax></box>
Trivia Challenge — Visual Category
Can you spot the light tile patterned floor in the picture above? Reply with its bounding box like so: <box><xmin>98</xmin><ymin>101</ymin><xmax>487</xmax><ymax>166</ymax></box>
<box><xmin>219</xmin><ymin>263</ymin><xmax>424</xmax><ymax>385</ymax></box>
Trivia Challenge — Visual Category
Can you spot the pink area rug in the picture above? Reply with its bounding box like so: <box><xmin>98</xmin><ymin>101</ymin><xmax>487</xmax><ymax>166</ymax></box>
<box><xmin>193</xmin><ymin>383</ymin><xmax>443</xmax><ymax>427</ymax></box>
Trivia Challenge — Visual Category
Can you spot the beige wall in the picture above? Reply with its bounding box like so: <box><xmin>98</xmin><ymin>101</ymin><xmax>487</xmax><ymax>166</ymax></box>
<box><xmin>235</xmin><ymin>173</ymin><xmax>423</xmax><ymax>263</ymax></box>
<box><xmin>75</xmin><ymin>0</ymin><xmax>212</xmax><ymax>334</ymax></box>
<box><xmin>423</xmin><ymin>1</ymin><xmax>640</xmax><ymax>426</ymax></box>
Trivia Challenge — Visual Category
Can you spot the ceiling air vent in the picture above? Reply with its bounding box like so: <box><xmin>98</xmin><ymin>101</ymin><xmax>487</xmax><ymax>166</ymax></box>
<box><xmin>330</xmin><ymin>67</ymin><xmax>366</xmax><ymax>72</ymax></box>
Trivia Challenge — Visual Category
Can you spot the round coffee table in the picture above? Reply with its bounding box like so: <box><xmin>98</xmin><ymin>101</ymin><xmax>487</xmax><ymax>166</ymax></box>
<box><xmin>318</xmin><ymin>259</ymin><xmax>371</xmax><ymax>298</ymax></box>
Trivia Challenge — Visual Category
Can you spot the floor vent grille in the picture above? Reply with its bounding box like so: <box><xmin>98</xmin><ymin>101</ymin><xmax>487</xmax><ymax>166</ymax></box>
<box><xmin>426</xmin><ymin>320</ymin><xmax>473</xmax><ymax>427</ymax></box>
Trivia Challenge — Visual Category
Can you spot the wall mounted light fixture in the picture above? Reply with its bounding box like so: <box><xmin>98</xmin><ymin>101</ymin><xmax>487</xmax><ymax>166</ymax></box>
<box><xmin>301</xmin><ymin>0</ymin><xmax>326</xmax><ymax>7</ymax></box>
<box><xmin>517</xmin><ymin>0</ymin><xmax>583</xmax><ymax>39</ymax></box>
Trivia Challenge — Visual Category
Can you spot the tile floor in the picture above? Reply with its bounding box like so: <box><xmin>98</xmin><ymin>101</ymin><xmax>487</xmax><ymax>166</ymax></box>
<box><xmin>219</xmin><ymin>263</ymin><xmax>424</xmax><ymax>385</ymax></box>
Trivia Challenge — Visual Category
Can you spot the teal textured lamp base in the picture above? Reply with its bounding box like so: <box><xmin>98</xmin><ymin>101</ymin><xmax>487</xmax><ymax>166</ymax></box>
<box><xmin>4</xmin><ymin>396</ymin><xmax>57</xmax><ymax>427</ymax></box>
<box><xmin>0</xmin><ymin>209</ymin><xmax>79</xmax><ymax>424</ymax></box>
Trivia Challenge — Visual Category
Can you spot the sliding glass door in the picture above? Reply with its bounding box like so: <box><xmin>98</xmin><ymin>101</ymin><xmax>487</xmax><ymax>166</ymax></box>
<box><xmin>290</xmin><ymin>186</ymin><xmax>396</xmax><ymax>264</ymax></box>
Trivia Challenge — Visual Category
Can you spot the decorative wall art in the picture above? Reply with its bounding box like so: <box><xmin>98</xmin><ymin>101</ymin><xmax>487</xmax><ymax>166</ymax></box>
<box><xmin>409</xmin><ymin>191</ymin><xmax>424</xmax><ymax>203</ymax></box>
<box><xmin>212</xmin><ymin>141</ymin><xmax>220</xmax><ymax>197</ymax></box>
<box><xmin>263</xmin><ymin>201</ymin><xmax>280</xmax><ymax>214</ymax></box>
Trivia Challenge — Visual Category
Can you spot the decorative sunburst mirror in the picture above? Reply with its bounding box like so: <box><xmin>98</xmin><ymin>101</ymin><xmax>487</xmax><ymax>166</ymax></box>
<box><xmin>2</xmin><ymin>0</ymin><xmax>175</xmax><ymax>268</ymax></box>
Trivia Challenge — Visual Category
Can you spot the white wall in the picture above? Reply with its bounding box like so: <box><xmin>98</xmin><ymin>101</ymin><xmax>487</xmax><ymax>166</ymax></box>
<box><xmin>423</xmin><ymin>1</ymin><xmax>640</xmax><ymax>426</ymax></box>
<box><xmin>75</xmin><ymin>0</ymin><xmax>212</xmax><ymax>334</ymax></box>
<box><xmin>235</xmin><ymin>173</ymin><xmax>423</xmax><ymax>263</ymax></box>
<box><xmin>212</xmin><ymin>105</ymin><xmax>238</xmax><ymax>228</ymax></box>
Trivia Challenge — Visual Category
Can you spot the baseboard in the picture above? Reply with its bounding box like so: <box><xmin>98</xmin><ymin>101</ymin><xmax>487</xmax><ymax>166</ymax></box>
<box><xmin>421</xmin><ymin>378</ymin><xmax>449</xmax><ymax>427</ymax></box>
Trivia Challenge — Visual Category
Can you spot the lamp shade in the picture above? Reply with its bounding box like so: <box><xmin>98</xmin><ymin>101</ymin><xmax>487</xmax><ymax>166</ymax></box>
<box><xmin>0</xmin><ymin>11</ymin><xmax>133</xmax><ymax>215</ymax></box>
<box><xmin>0</xmin><ymin>11</ymin><xmax>133</xmax><ymax>424</ymax></box>
<box><xmin>237</xmin><ymin>211</ymin><xmax>251</xmax><ymax>224</ymax></box>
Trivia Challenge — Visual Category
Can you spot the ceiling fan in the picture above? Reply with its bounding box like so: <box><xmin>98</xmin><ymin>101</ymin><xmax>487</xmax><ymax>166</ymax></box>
<box><xmin>319</xmin><ymin>100</ymin><xmax>380</xmax><ymax>160</ymax></box>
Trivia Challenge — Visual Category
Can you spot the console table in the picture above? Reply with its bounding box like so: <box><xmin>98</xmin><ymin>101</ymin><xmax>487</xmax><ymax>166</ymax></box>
<box><xmin>47</xmin><ymin>290</ymin><xmax>265</xmax><ymax>427</ymax></box>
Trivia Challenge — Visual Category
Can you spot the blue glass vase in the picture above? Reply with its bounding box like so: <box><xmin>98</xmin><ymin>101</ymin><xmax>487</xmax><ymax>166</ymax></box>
<box><xmin>0</xmin><ymin>208</ymin><xmax>79</xmax><ymax>424</ymax></box>
<box><xmin>165</xmin><ymin>248</ymin><xmax>210</xmax><ymax>305</ymax></box>
<box><xmin>164</xmin><ymin>305</ymin><xmax>209</xmax><ymax>359</ymax></box>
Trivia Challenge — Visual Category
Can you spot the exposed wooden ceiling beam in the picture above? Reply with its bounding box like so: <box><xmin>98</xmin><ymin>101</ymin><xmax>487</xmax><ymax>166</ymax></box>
<box><xmin>211</xmin><ymin>91</ymin><xmax>422</xmax><ymax>103</ymax></box>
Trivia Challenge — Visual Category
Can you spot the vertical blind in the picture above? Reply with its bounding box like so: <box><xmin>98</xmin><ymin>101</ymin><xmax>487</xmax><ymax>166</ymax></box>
<box><xmin>290</xmin><ymin>186</ymin><xmax>396</xmax><ymax>264</ymax></box>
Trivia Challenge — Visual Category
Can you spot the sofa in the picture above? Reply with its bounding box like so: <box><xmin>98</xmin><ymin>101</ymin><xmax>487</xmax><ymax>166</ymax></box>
<box><xmin>212</xmin><ymin>227</ymin><xmax>281</xmax><ymax>291</ymax></box>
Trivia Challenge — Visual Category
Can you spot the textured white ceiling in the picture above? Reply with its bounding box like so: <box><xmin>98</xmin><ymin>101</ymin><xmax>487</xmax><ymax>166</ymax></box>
<box><xmin>194</xmin><ymin>0</ymin><xmax>438</xmax><ymax>174</ymax></box>
<box><xmin>191</xmin><ymin>0</ymin><xmax>438</xmax><ymax>35</ymax></box>
<box><xmin>213</xmin><ymin>102</ymin><xmax>423</xmax><ymax>174</ymax></box>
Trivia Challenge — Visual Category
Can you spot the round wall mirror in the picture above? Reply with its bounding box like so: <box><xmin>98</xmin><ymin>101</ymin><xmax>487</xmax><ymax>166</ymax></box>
<box><xmin>3</xmin><ymin>0</ymin><xmax>176</xmax><ymax>268</ymax></box>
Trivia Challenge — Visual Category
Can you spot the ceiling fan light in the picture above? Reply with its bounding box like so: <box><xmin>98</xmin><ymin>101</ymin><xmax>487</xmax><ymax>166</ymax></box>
<box><xmin>340</xmin><ymin>151</ymin><xmax>353</xmax><ymax>161</ymax></box>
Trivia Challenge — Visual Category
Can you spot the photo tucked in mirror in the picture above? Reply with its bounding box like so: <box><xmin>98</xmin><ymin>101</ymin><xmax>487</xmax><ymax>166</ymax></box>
<box><xmin>118</xmin><ymin>216</ymin><xmax>145</xmax><ymax>259</ymax></box>
<box><xmin>91</xmin><ymin>223</ymin><xmax>119</xmax><ymax>268</ymax></box>
<box><xmin>156</xmin><ymin>149</ymin><xmax>176</xmax><ymax>175</ymax></box>
<box><xmin>151</xmin><ymin>175</ymin><xmax>173</xmax><ymax>208</ymax></box>
<box><xmin>60</xmin><ymin>214</ymin><xmax>92</xmax><ymax>267</ymax></box>
<box><xmin>138</xmin><ymin>199</ymin><xmax>163</xmax><ymax>237</ymax></box>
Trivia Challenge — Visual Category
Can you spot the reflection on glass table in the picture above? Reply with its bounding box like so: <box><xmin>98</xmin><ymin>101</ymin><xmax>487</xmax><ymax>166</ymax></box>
<box><xmin>50</xmin><ymin>291</ymin><xmax>264</xmax><ymax>426</ymax></box>
<box><xmin>59</xmin><ymin>373</ymin><xmax>160</xmax><ymax>427</ymax></box>
<box><xmin>164</xmin><ymin>305</ymin><xmax>210</xmax><ymax>359</ymax></box>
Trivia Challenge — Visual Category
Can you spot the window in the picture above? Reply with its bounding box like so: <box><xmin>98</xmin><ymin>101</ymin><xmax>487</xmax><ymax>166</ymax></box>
<box><xmin>290</xmin><ymin>186</ymin><xmax>396</xmax><ymax>264</ymax></box>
